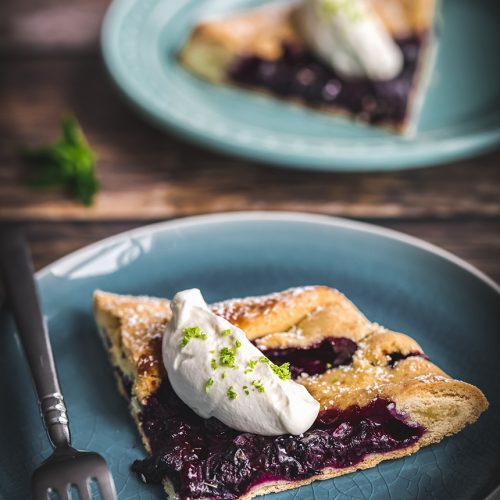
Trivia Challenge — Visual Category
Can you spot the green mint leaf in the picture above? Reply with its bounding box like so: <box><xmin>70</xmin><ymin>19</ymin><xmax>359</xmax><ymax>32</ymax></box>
<box><xmin>21</xmin><ymin>115</ymin><xmax>99</xmax><ymax>206</ymax></box>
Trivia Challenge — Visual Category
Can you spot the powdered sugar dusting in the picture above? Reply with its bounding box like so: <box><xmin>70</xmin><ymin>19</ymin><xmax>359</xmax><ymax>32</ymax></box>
<box><xmin>211</xmin><ymin>286</ymin><xmax>318</xmax><ymax>323</ymax></box>
<box><xmin>96</xmin><ymin>286</ymin><xmax>445</xmax><ymax>413</ymax></box>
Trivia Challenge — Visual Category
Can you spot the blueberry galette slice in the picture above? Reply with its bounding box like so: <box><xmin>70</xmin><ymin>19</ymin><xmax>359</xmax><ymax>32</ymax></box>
<box><xmin>94</xmin><ymin>286</ymin><xmax>487</xmax><ymax>499</ymax></box>
<box><xmin>181</xmin><ymin>0</ymin><xmax>438</xmax><ymax>133</ymax></box>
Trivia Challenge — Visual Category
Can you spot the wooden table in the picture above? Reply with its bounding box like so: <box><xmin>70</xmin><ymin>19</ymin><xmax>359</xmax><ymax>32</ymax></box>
<box><xmin>1</xmin><ymin>0</ymin><xmax>499</xmax><ymax>281</ymax></box>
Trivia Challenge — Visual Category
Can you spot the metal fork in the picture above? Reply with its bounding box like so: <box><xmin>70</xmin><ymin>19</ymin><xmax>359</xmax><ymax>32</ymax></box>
<box><xmin>0</xmin><ymin>226</ymin><xmax>117</xmax><ymax>500</ymax></box>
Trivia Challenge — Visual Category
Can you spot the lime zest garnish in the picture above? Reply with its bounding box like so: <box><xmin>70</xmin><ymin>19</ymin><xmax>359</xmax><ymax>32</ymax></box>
<box><xmin>219</xmin><ymin>346</ymin><xmax>237</xmax><ymax>368</ymax></box>
<box><xmin>252</xmin><ymin>380</ymin><xmax>265</xmax><ymax>393</ymax></box>
<box><xmin>319</xmin><ymin>0</ymin><xmax>365</xmax><ymax>23</ymax></box>
<box><xmin>205</xmin><ymin>378</ymin><xmax>214</xmax><ymax>393</ymax></box>
<box><xmin>180</xmin><ymin>326</ymin><xmax>207</xmax><ymax>347</ymax></box>
<box><xmin>270</xmin><ymin>362</ymin><xmax>291</xmax><ymax>380</ymax></box>
<box><xmin>221</xmin><ymin>329</ymin><xmax>232</xmax><ymax>336</ymax></box>
<box><xmin>211</xmin><ymin>359</ymin><xmax>218</xmax><ymax>370</ymax></box>
<box><xmin>244</xmin><ymin>358</ymin><xmax>261</xmax><ymax>374</ymax></box>
<box><xmin>244</xmin><ymin>359</ymin><xmax>258</xmax><ymax>374</ymax></box>
<box><xmin>226</xmin><ymin>386</ymin><xmax>237</xmax><ymax>400</ymax></box>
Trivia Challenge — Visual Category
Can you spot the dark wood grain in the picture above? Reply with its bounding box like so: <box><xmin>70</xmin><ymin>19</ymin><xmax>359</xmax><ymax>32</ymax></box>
<box><xmin>0</xmin><ymin>0</ymin><xmax>107</xmax><ymax>56</ymax></box>
<box><xmin>1</xmin><ymin>57</ymin><xmax>499</xmax><ymax>221</ymax></box>
<box><xmin>0</xmin><ymin>0</ymin><xmax>498</xmax><ymax>284</ymax></box>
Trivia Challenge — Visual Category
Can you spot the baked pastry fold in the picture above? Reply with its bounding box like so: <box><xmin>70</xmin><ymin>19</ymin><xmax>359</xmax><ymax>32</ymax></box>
<box><xmin>180</xmin><ymin>0</ymin><xmax>438</xmax><ymax>132</ymax></box>
<box><xmin>94</xmin><ymin>286</ymin><xmax>487</xmax><ymax>499</ymax></box>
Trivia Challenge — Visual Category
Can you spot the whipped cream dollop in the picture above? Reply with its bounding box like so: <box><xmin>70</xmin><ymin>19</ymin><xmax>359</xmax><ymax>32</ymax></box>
<box><xmin>299</xmin><ymin>0</ymin><xmax>403</xmax><ymax>81</ymax></box>
<box><xmin>162</xmin><ymin>289</ymin><xmax>320</xmax><ymax>436</ymax></box>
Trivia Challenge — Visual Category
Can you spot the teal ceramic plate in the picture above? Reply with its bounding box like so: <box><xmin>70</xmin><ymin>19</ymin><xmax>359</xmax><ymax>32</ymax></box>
<box><xmin>101</xmin><ymin>0</ymin><xmax>500</xmax><ymax>172</ymax></box>
<box><xmin>1</xmin><ymin>212</ymin><xmax>499</xmax><ymax>499</ymax></box>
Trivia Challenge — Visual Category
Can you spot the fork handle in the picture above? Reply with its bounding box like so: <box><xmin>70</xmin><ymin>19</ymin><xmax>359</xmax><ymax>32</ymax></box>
<box><xmin>0</xmin><ymin>226</ymin><xmax>71</xmax><ymax>449</ymax></box>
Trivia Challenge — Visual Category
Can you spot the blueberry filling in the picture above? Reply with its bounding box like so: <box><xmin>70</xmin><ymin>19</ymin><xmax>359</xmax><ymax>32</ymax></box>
<box><xmin>387</xmin><ymin>351</ymin><xmax>427</xmax><ymax>367</ymax></box>
<box><xmin>260</xmin><ymin>336</ymin><xmax>357</xmax><ymax>378</ymax></box>
<box><xmin>133</xmin><ymin>378</ymin><xmax>425</xmax><ymax>499</ymax></box>
<box><xmin>131</xmin><ymin>336</ymin><xmax>426</xmax><ymax>497</ymax></box>
<box><xmin>227</xmin><ymin>37</ymin><xmax>423</xmax><ymax>126</ymax></box>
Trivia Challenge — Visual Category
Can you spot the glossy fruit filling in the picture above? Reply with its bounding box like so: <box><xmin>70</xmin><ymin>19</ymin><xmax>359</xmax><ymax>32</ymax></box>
<box><xmin>133</xmin><ymin>378</ymin><xmax>425</xmax><ymax>499</ymax></box>
<box><xmin>260</xmin><ymin>336</ymin><xmax>357</xmax><ymax>378</ymax></box>
<box><xmin>227</xmin><ymin>37</ymin><xmax>423</xmax><ymax>126</ymax></box>
<box><xmin>388</xmin><ymin>351</ymin><xmax>428</xmax><ymax>367</ymax></box>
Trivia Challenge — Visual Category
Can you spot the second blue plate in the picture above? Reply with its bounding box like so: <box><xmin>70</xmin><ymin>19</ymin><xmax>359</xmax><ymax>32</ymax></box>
<box><xmin>101</xmin><ymin>0</ymin><xmax>500</xmax><ymax>171</ymax></box>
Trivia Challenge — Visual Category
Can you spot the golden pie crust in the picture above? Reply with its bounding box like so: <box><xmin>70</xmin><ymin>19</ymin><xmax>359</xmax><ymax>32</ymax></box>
<box><xmin>94</xmin><ymin>285</ymin><xmax>487</xmax><ymax>499</ymax></box>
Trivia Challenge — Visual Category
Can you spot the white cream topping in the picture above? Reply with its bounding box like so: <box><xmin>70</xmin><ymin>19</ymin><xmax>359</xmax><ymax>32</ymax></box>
<box><xmin>299</xmin><ymin>0</ymin><xmax>404</xmax><ymax>81</ymax></box>
<box><xmin>162</xmin><ymin>289</ymin><xmax>320</xmax><ymax>436</ymax></box>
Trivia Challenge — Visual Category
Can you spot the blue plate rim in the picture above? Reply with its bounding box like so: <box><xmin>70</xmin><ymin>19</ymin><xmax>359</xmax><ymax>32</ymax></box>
<box><xmin>37</xmin><ymin>211</ymin><xmax>500</xmax><ymax>296</ymax></box>
<box><xmin>100</xmin><ymin>0</ymin><xmax>500</xmax><ymax>172</ymax></box>
<box><xmin>10</xmin><ymin>211</ymin><xmax>497</xmax><ymax>499</ymax></box>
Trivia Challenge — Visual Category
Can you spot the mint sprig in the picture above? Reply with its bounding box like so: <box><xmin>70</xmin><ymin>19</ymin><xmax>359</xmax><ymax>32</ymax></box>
<box><xmin>21</xmin><ymin>115</ymin><xmax>99</xmax><ymax>206</ymax></box>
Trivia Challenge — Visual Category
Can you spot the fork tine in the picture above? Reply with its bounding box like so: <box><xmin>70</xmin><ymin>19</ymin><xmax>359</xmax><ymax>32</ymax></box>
<box><xmin>32</xmin><ymin>472</ymin><xmax>53</xmax><ymax>500</ymax></box>
<box><xmin>76</xmin><ymin>481</ymin><xmax>91</xmax><ymax>500</ymax></box>
<box><xmin>54</xmin><ymin>485</ymin><xmax>70</xmax><ymax>500</ymax></box>
<box><xmin>95</xmin><ymin>472</ymin><xmax>118</xmax><ymax>500</ymax></box>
